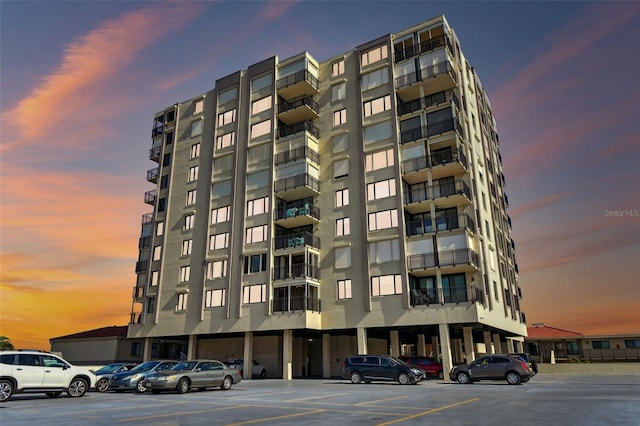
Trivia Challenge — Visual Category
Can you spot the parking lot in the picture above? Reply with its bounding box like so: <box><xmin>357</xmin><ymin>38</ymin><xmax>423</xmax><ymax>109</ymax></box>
<box><xmin>2</xmin><ymin>374</ymin><xmax>639</xmax><ymax>425</ymax></box>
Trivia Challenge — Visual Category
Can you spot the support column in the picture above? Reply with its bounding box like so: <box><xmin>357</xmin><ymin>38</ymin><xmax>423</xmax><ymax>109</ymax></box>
<box><xmin>463</xmin><ymin>326</ymin><xmax>475</xmax><ymax>363</ymax></box>
<box><xmin>483</xmin><ymin>331</ymin><xmax>493</xmax><ymax>354</ymax></box>
<box><xmin>187</xmin><ymin>335</ymin><xmax>197</xmax><ymax>359</ymax></box>
<box><xmin>357</xmin><ymin>327</ymin><xmax>368</xmax><ymax>354</ymax></box>
<box><xmin>243</xmin><ymin>332</ymin><xmax>253</xmax><ymax>379</ymax></box>
<box><xmin>493</xmin><ymin>334</ymin><xmax>502</xmax><ymax>354</ymax></box>
<box><xmin>390</xmin><ymin>330</ymin><xmax>400</xmax><ymax>357</ymax></box>
<box><xmin>439</xmin><ymin>324</ymin><xmax>453</xmax><ymax>382</ymax></box>
<box><xmin>417</xmin><ymin>334</ymin><xmax>426</xmax><ymax>356</ymax></box>
<box><xmin>454</xmin><ymin>339</ymin><xmax>463</xmax><ymax>363</ymax></box>
<box><xmin>322</xmin><ymin>333</ymin><xmax>331</xmax><ymax>379</ymax></box>
<box><xmin>506</xmin><ymin>338</ymin><xmax>515</xmax><ymax>354</ymax></box>
<box><xmin>431</xmin><ymin>336</ymin><xmax>440</xmax><ymax>359</ymax></box>
<box><xmin>143</xmin><ymin>337</ymin><xmax>152</xmax><ymax>361</ymax></box>
<box><xmin>282</xmin><ymin>330</ymin><xmax>293</xmax><ymax>380</ymax></box>
<box><xmin>515</xmin><ymin>340</ymin><xmax>524</xmax><ymax>353</ymax></box>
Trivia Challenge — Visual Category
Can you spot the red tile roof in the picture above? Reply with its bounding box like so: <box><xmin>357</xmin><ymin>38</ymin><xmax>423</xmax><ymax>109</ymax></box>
<box><xmin>526</xmin><ymin>325</ymin><xmax>583</xmax><ymax>339</ymax></box>
<box><xmin>51</xmin><ymin>326</ymin><xmax>128</xmax><ymax>341</ymax></box>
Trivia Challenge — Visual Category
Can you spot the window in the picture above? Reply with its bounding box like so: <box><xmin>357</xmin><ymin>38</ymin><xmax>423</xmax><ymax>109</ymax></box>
<box><xmin>250</xmin><ymin>119</ymin><xmax>271</xmax><ymax>138</ymax></box>
<box><xmin>209</xmin><ymin>233</ymin><xmax>229</xmax><ymax>250</ymax></box>
<box><xmin>336</xmin><ymin>217</ymin><xmax>351</xmax><ymax>236</ymax></box>
<box><xmin>156</xmin><ymin>222</ymin><xmax>164</xmax><ymax>236</ymax></box>
<box><xmin>186</xmin><ymin>189</ymin><xmax>196</xmax><ymax>205</ymax></box>
<box><xmin>218</xmin><ymin>87</ymin><xmax>237</xmax><ymax>105</ymax></box>
<box><xmin>207</xmin><ymin>259</ymin><xmax>228</xmax><ymax>279</ymax></box>
<box><xmin>213</xmin><ymin>155</ymin><xmax>233</xmax><ymax>175</ymax></box>
<box><xmin>361</xmin><ymin>45</ymin><xmax>388</xmax><ymax>66</ymax></box>
<box><xmin>211</xmin><ymin>206</ymin><xmax>230</xmax><ymax>224</ymax></box>
<box><xmin>251</xmin><ymin>95</ymin><xmax>272</xmax><ymax>115</ymax></box>
<box><xmin>246</xmin><ymin>225</ymin><xmax>268</xmax><ymax>244</ymax></box>
<box><xmin>364</xmin><ymin>120</ymin><xmax>393</xmax><ymax>145</ymax></box>
<box><xmin>179</xmin><ymin>266</ymin><xmax>190</xmax><ymax>282</ymax></box>
<box><xmin>247</xmin><ymin>196</ymin><xmax>269</xmax><ymax>216</ymax></box>
<box><xmin>131</xmin><ymin>342</ymin><xmax>141</xmax><ymax>357</ymax></box>
<box><xmin>147</xmin><ymin>297</ymin><xmax>156</xmax><ymax>313</ymax></box>
<box><xmin>247</xmin><ymin>170</ymin><xmax>269</xmax><ymax>189</ymax></box>
<box><xmin>332</xmin><ymin>83</ymin><xmax>346</xmax><ymax>102</ymax></box>
<box><xmin>368</xmin><ymin>209</ymin><xmax>398</xmax><ymax>231</ymax></box>
<box><xmin>334</xmin><ymin>158</ymin><xmax>349</xmax><ymax>179</ymax></box>
<box><xmin>485</xmin><ymin>220</ymin><xmax>491</xmax><ymax>239</ymax></box>
<box><xmin>337</xmin><ymin>279</ymin><xmax>352</xmax><ymax>300</ymax></box>
<box><xmin>150</xmin><ymin>271</ymin><xmax>159</xmax><ymax>286</ymax></box>
<box><xmin>190</xmin><ymin>120</ymin><xmax>202</xmax><ymax>137</ymax></box>
<box><xmin>336</xmin><ymin>188</ymin><xmax>350</xmax><ymax>207</ymax></box>
<box><xmin>216</xmin><ymin>131</ymin><xmax>235</xmax><ymax>150</ymax></box>
<box><xmin>160</xmin><ymin>175</ymin><xmax>169</xmax><ymax>190</ymax></box>
<box><xmin>157</xmin><ymin>198</ymin><xmax>167</xmax><ymax>212</ymax></box>
<box><xmin>369</xmin><ymin>239</ymin><xmax>400</xmax><ymax>263</ymax></box>
<box><xmin>243</xmin><ymin>284</ymin><xmax>266</xmax><ymax>304</ymax></box>
<box><xmin>251</xmin><ymin>74</ymin><xmax>272</xmax><ymax>93</ymax></box>
<box><xmin>363</xmin><ymin>95</ymin><xmax>391</xmax><ymax>117</ymax></box>
<box><xmin>332</xmin><ymin>133</ymin><xmax>348</xmax><ymax>153</ymax></box>
<box><xmin>367</xmin><ymin>178</ymin><xmax>396</xmax><ymax>200</ymax></box>
<box><xmin>625</xmin><ymin>339</ymin><xmax>640</xmax><ymax>348</ymax></box>
<box><xmin>182</xmin><ymin>239</ymin><xmax>192</xmax><ymax>256</ymax></box>
<box><xmin>333</xmin><ymin>109</ymin><xmax>347</xmax><ymax>126</ymax></box>
<box><xmin>493</xmin><ymin>281</ymin><xmax>499</xmax><ymax>301</ymax></box>
<box><xmin>331</xmin><ymin>59</ymin><xmax>345</xmax><ymax>77</ymax></box>
<box><xmin>152</xmin><ymin>246</ymin><xmax>161</xmax><ymax>261</ymax></box>
<box><xmin>248</xmin><ymin>143</ymin><xmax>271</xmax><ymax>164</ymax></box>
<box><xmin>365</xmin><ymin>148</ymin><xmax>394</xmax><ymax>172</ymax></box>
<box><xmin>361</xmin><ymin>68</ymin><xmax>389</xmax><ymax>91</ymax></box>
<box><xmin>182</xmin><ymin>214</ymin><xmax>196</xmax><ymax>231</ymax></box>
<box><xmin>217</xmin><ymin>109</ymin><xmax>236</xmax><ymax>127</ymax></box>
<box><xmin>204</xmin><ymin>289</ymin><xmax>225</xmax><ymax>308</ymax></box>
<box><xmin>162</xmin><ymin>154</ymin><xmax>171</xmax><ymax>167</ymax></box>
<box><xmin>165</xmin><ymin>132</ymin><xmax>174</xmax><ymax>145</ymax></box>
<box><xmin>188</xmin><ymin>166</ymin><xmax>199</xmax><ymax>182</ymax></box>
<box><xmin>335</xmin><ymin>246</ymin><xmax>351</xmax><ymax>269</ymax></box>
<box><xmin>190</xmin><ymin>143</ymin><xmax>200</xmax><ymax>159</ymax></box>
<box><xmin>194</xmin><ymin>99</ymin><xmax>204</xmax><ymax>115</ymax></box>
<box><xmin>371</xmin><ymin>274</ymin><xmax>402</xmax><ymax>296</ymax></box>
<box><xmin>244</xmin><ymin>253</ymin><xmax>267</xmax><ymax>274</ymax></box>
<box><xmin>176</xmin><ymin>293</ymin><xmax>188</xmax><ymax>311</ymax></box>
<box><xmin>212</xmin><ymin>181</ymin><xmax>232</xmax><ymax>198</ymax></box>
<box><xmin>592</xmin><ymin>340</ymin><xmax>610</xmax><ymax>349</ymax></box>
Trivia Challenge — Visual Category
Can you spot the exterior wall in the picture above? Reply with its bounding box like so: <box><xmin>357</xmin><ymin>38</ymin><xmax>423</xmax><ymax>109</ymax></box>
<box><xmin>51</xmin><ymin>338</ymin><xmax>118</xmax><ymax>365</ymax></box>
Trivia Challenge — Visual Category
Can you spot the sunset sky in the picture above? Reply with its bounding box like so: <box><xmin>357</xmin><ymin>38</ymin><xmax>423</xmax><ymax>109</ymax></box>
<box><xmin>1</xmin><ymin>1</ymin><xmax>639</xmax><ymax>351</ymax></box>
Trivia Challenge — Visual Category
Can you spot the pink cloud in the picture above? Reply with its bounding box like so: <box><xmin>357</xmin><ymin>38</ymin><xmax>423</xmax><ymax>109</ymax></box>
<box><xmin>261</xmin><ymin>0</ymin><xmax>300</xmax><ymax>20</ymax></box>
<box><xmin>509</xmin><ymin>192</ymin><xmax>571</xmax><ymax>218</ymax></box>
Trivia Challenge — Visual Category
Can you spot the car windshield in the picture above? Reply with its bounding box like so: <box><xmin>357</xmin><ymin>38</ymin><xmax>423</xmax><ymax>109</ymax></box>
<box><xmin>130</xmin><ymin>361</ymin><xmax>160</xmax><ymax>372</ymax></box>
<box><xmin>172</xmin><ymin>361</ymin><xmax>197</xmax><ymax>371</ymax></box>
<box><xmin>391</xmin><ymin>357</ymin><xmax>407</xmax><ymax>366</ymax></box>
<box><xmin>95</xmin><ymin>364</ymin><xmax>123</xmax><ymax>374</ymax></box>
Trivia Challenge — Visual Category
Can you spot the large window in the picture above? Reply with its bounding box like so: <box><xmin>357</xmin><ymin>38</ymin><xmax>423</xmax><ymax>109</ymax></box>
<box><xmin>176</xmin><ymin>293</ymin><xmax>188</xmax><ymax>311</ymax></box>
<box><xmin>216</xmin><ymin>131</ymin><xmax>235</xmax><ymax>150</ymax></box>
<box><xmin>213</xmin><ymin>155</ymin><xmax>233</xmax><ymax>175</ymax></box>
<box><xmin>335</xmin><ymin>188</ymin><xmax>349</xmax><ymax>207</ymax></box>
<box><xmin>209</xmin><ymin>233</ymin><xmax>229</xmax><ymax>250</ymax></box>
<box><xmin>194</xmin><ymin>99</ymin><xmax>204</xmax><ymax>115</ymax></box>
<box><xmin>332</xmin><ymin>133</ymin><xmax>348</xmax><ymax>153</ymax></box>
<box><xmin>336</xmin><ymin>217</ymin><xmax>351</xmax><ymax>236</ymax></box>
<box><xmin>368</xmin><ymin>209</ymin><xmax>398</xmax><ymax>231</ymax></box>
<box><xmin>190</xmin><ymin>120</ymin><xmax>202</xmax><ymax>137</ymax></box>
<box><xmin>251</xmin><ymin>95</ymin><xmax>272</xmax><ymax>115</ymax></box>
<box><xmin>367</xmin><ymin>178</ymin><xmax>396</xmax><ymax>200</ymax></box>
<box><xmin>363</xmin><ymin>94</ymin><xmax>391</xmax><ymax>117</ymax></box>
<box><xmin>365</xmin><ymin>148</ymin><xmax>394</xmax><ymax>172</ymax></box>
<box><xmin>369</xmin><ymin>239</ymin><xmax>400</xmax><ymax>263</ymax></box>
<box><xmin>150</xmin><ymin>271</ymin><xmax>159</xmax><ymax>286</ymax></box>
<box><xmin>361</xmin><ymin>45</ymin><xmax>388</xmax><ymax>67</ymax></box>
<box><xmin>333</xmin><ymin>109</ymin><xmax>347</xmax><ymax>126</ymax></box>
<box><xmin>217</xmin><ymin>109</ymin><xmax>236</xmax><ymax>127</ymax></box>
<box><xmin>244</xmin><ymin>253</ymin><xmax>267</xmax><ymax>274</ymax></box>
<box><xmin>204</xmin><ymin>289</ymin><xmax>225</xmax><ymax>308</ymax></box>
<box><xmin>331</xmin><ymin>59</ymin><xmax>345</xmax><ymax>77</ymax></box>
<box><xmin>153</xmin><ymin>246</ymin><xmax>161</xmax><ymax>261</ymax></box>
<box><xmin>186</xmin><ymin>189</ymin><xmax>196</xmax><ymax>205</ymax></box>
<box><xmin>247</xmin><ymin>197</ymin><xmax>269</xmax><ymax>216</ymax></box>
<box><xmin>218</xmin><ymin>87</ymin><xmax>237</xmax><ymax>105</ymax></box>
<box><xmin>188</xmin><ymin>165</ymin><xmax>199</xmax><ymax>182</ymax></box>
<box><xmin>335</xmin><ymin>246</ymin><xmax>351</xmax><ymax>269</ymax></box>
<box><xmin>362</xmin><ymin>68</ymin><xmax>389</xmax><ymax>91</ymax></box>
<box><xmin>190</xmin><ymin>143</ymin><xmax>200</xmax><ymax>159</ymax></box>
<box><xmin>211</xmin><ymin>206</ymin><xmax>230</xmax><ymax>224</ymax></box>
<box><xmin>334</xmin><ymin>159</ymin><xmax>349</xmax><ymax>179</ymax></box>
<box><xmin>592</xmin><ymin>340</ymin><xmax>610</xmax><ymax>349</ymax></box>
<box><xmin>371</xmin><ymin>274</ymin><xmax>402</xmax><ymax>296</ymax></box>
<box><xmin>337</xmin><ymin>279</ymin><xmax>352</xmax><ymax>300</ymax></box>
<box><xmin>207</xmin><ymin>260</ymin><xmax>227</xmax><ymax>279</ymax></box>
<box><xmin>179</xmin><ymin>266</ymin><xmax>190</xmax><ymax>282</ymax></box>
<box><xmin>246</xmin><ymin>225</ymin><xmax>268</xmax><ymax>244</ymax></box>
<box><xmin>243</xmin><ymin>284</ymin><xmax>267</xmax><ymax>304</ymax></box>
<box><xmin>332</xmin><ymin>83</ymin><xmax>346</xmax><ymax>102</ymax></box>
<box><xmin>251</xmin><ymin>74</ymin><xmax>272</xmax><ymax>93</ymax></box>
<box><xmin>250</xmin><ymin>119</ymin><xmax>271</xmax><ymax>138</ymax></box>
<box><xmin>364</xmin><ymin>120</ymin><xmax>393</xmax><ymax>145</ymax></box>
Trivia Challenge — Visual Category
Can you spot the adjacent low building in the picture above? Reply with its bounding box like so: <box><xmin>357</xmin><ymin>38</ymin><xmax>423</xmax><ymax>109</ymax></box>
<box><xmin>50</xmin><ymin>326</ymin><xmax>144</xmax><ymax>365</ymax></box>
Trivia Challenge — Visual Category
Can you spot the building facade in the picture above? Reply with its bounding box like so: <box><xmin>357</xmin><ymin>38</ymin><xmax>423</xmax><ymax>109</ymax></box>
<box><xmin>128</xmin><ymin>15</ymin><xmax>526</xmax><ymax>379</ymax></box>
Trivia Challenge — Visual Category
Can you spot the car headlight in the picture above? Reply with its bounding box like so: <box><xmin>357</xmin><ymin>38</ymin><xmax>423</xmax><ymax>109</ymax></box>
<box><xmin>129</xmin><ymin>374</ymin><xmax>141</xmax><ymax>381</ymax></box>
<box><xmin>159</xmin><ymin>376</ymin><xmax>175</xmax><ymax>381</ymax></box>
<box><xmin>411</xmin><ymin>369</ymin><xmax>421</xmax><ymax>374</ymax></box>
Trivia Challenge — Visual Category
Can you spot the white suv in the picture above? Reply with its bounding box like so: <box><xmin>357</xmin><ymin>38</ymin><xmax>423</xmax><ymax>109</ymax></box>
<box><xmin>0</xmin><ymin>350</ymin><xmax>96</xmax><ymax>402</ymax></box>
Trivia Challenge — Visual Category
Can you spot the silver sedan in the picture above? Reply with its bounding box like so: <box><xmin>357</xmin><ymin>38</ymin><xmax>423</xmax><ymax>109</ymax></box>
<box><xmin>143</xmin><ymin>360</ymin><xmax>242</xmax><ymax>393</ymax></box>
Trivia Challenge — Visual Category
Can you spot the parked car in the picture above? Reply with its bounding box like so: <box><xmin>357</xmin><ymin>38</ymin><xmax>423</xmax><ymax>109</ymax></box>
<box><xmin>226</xmin><ymin>359</ymin><xmax>267</xmax><ymax>378</ymax></box>
<box><xmin>510</xmin><ymin>352</ymin><xmax>538</xmax><ymax>374</ymax></box>
<box><xmin>398</xmin><ymin>356</ymin><xmax>444</xmax><ymax>380</ymax></box>
<box><xmin>93</xmin><ymin>362</ymin><xmax>137</xmax><ymax>392</ymax></box>
<box><xmin>449</xmin><ymin>354</ymin><xmax>533</xmax><ymax>385</ymax></box>
<box><xmin>143</xmin><ymin>360</ymin><xmax>242</xmax><ymax>393</ymax></box>
<box><xmin>342</xmin><ymin>355</ymin><xmax>426</xmax><ymax>385</ymax></box>
<box><xmin>108</xmin><ymin>360</ymin><xmax>178</xmax><ymax>393</ymax></box>
<box><xmin>0</xmin><ymin>350</ymin><xmax>96</xmax><ymax>402</ymax></box>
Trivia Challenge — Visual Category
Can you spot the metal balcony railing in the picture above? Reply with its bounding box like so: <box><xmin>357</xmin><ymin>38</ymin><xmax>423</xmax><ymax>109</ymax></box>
<box><xmin>141</xmin><ymin>213</ymin><xmax>153</xmax><ymax>224</ymax></box>
<box><xmin>396</xmin><ymin>61</ymin><xmax>456</xmax><ymax>89</ymax></box>
<box><xmin>274</xmin><ymin>201</ymin><xmax>320</xmax><ymax>221</ymax></box>
<box><xmin>274</xmin><ymin>173</ymin><xmax>320</xmax><ymax>194</ymax></box>
<box><xmin>278</xmin><ymin>121</ymin><xmax>319</xmax><ymax>139</ymax></box>
<box><xmin>426</xmin><ymin>117</ymin><xmax>464</xmax><ymax>138</ymax></box>
<box><xmin>274</xmin><ymin>231</ymin><xmax>320</xmax><ymax>250</ymax></box>
<box><xmin>138</xmin><ymin>236</ymin><xmax>152</xmax><ymax>249</ymax></box>
<box><xmin>405</xmin><ymin>179</ymin><xmax>471</xmax><ymax>204</ymax></box>
<box><xmin>135</xmin><ymin>260</ymin><xmax>148</xmax><ymax>274</ymax></box>
<box><xmin>144</xmin><ymin>189</ymin><xmax>157</xmax><ymax>205</ymax></box>
<box><xmin>411</xmin><ymin>285</ymin><xmax>485</xmax><ymax>306</ymax></box>
<box><xmin>275</xmin><ymin>146</ymin><xmax>319</xmax><ymax>166</ymax></box>
<box><xmin>146</xmin><ymin>167</ymin><xmax>159</xmax><ymax>183</ymax></box>
<box><xmin>394</xmin><ymin>33</ymin><xmax>454</xmax><ymax>63</ymax></box>
<box><xmin>273</xmin><ymin>263</ymin><xmax>320</xmax><ymax>280</ymax></box>
<box><xmin>276</xmin><ymin>70</ymin><xmax>319</xmax><ymax>92</ymax></box>
<box><xmin>406</xmin><ymin>213</ymin><xmax>476</xmax><ymax>236</ymax></box>
<box><xmin>149</xmin><ymin>145</ymin><xmax>161</xmax><ymax>161</ymax></box>
<box><xmin>429</xmin><ymin>148</ymin><xmax>468</xmax><ymax>169</ymax></box>
<box><xmin>407</xmin><ymin>248</ymin><xmax>479</xmax><ymax>270</ymax></box>
<box><xmin>278</xmin><ymin>95</ymin><xmax>319</xmax><ymax>115</ymax></box>
<box><xmin>272</xmin><ymin>296</ymin><xmax>321</xmax><ymax>313</ymax></box>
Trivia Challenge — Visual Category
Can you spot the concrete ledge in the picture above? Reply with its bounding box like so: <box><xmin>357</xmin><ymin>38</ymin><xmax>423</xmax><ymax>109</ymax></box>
<box><xmin>538</xmin><ymin>362</ymin><xmax>640</xmax><ymax>375</ymax></box>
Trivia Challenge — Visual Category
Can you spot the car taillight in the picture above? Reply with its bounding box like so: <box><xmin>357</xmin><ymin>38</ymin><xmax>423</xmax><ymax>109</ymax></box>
<box><xmin>520</xmin><ymin>361</ymin><xmax>529</xmax><ymax>371</ymax></box>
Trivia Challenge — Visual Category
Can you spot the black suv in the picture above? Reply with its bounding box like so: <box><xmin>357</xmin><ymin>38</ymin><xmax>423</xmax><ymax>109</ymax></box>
<box><xmin>342</xmin><ymin>355</ymin><xmax>426</xmax><ymax>385</ymax></box>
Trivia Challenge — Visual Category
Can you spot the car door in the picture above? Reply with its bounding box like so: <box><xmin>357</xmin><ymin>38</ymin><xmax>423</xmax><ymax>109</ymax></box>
<box><xmin>468</xmin><ymin>356</ymin><xmax>491</xmax><ymax>379</ymax></box>
<box><xmin>192</xmin><ymin>362</ymin><xmax>210</xmax><ymax>387</ymax></box>
<box><xmin>209</xmin><ymin>361</ymin><xmax>225</xmax><ymax>386</ymax></box>
<box><xmin>488</xmin><ymin>356</ymin><xmax>511</xmax><ymax>379</ymax></box>
<box><xmin>379</xmin><ymin>357</ymin><xmax>396</xmax><ymax>381</ymax></box>
<box><xmin>361</xmin><ymin>356</ymin><xmax>381</xmax><ymax>380</ymax></box>
<box><xmin>15</xmin><ymin>354</ymin><xmax>45</xmax><ymax>388</ymax></box>
<box><xmin>41</xmin><ymin>355</ymin><xmax>72</xmax><ymax>387</ymax></box>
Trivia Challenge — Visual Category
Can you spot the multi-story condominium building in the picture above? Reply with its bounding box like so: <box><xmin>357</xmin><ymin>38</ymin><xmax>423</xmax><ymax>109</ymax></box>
<box><xmin>128</xmin><ymin>15</ymin><xmax>526</xmax><ymax>379</ymax></box>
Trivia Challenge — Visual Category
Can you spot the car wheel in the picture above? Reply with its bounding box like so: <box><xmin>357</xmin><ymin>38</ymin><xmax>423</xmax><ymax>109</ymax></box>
<box><xmin>350</xmin><ymin>372</ymin><xmax>362</xmax><ymax>384</ymax></box>
<box><xmin>0</xmin><ymin>381</ymin><xmax>13</xmax><ymax>402</ymax></box>
<box><xmin>68</xmin><ymin>378</ymin><xmax>88</xmax><ymax>397</ymax></box>
<box><xmin>135</xmin><ymin>380</ymin><xmax>148</xmax><ymax>393</ymax></box>
<box><xmin>438</xmin><ymin>370</ymin><xmax>444</xmax><ymax>380</ymax></box>
<box><xmin>96</xmin><ymin>378</ymin><xmax>109</xmax><ymax>392</ymax></box>
<box><xmin>506</xmin><ymin>372</ymin><xmax>522</xmax><ymax>385</ymax></box>
<box><xmin>398</xmin><ymin>373</ymin><xmax>411</xmax><ymax>385</ymax></box>
<box><xmin>260</xmin><ymin>369</ymin><xmax>267</xmax><ymax>379</ymax></box>
<box><xmin>220</xmin><ymin>376</ymin><xmax>233</xmax><ymax>391</ymax></box>
<box><xmin>456</xmin><ymin>372</ymin><xmax>471</xmax><ymax>384</ymax></box>
<box><xmin>176</xmin><ymin>378</ymin><xmax>190</xmax><ymax>394</ymax></box>
<box><xmin>46</xmin><ymin>391</ymin><xmax>63</xmax><ymax>398</ymax></box>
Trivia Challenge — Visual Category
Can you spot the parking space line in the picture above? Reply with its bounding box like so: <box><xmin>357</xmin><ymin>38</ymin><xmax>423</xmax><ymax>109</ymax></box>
<box><xmin>118</xmin><ymin>404</ymin><xmax>249</xmax><ymax>422</ymax></box>
<box><xmin>222</xmin><ymin>403</ymin><xmax>407</xmax><ymax>418</ymax></box>
<box><xmin>225</xmin><ymin>408</ymin><xmax>325</xmax><ymax>426</ymax></box>
<box><xmin>356</xmin><ymin>395</ymin><xmax>408</xmax><ymax>406</ymax></box>
<box><xmin>283</xmin><ymin>392</ymin><xmax>349</xmax><ymax>402</ymax></box>
<box><xmin>375</xmin><ymin>398</ymin><xmax>480</xmax><ymax>425</ymax></box>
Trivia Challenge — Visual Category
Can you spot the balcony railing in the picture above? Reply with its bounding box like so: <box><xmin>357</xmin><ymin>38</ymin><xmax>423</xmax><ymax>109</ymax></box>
<box><xmin>275</xmin><ymin>146</ymin><xmax>319</xmax><ymax>166</ymax></box>
<box><xmin>272</xmin><ymin>296</ymin><xmax>321</xmax><ymax>313</ymax></box>
<box><xmin>273</xmin><ymin>263</ymin><xmax>320</xmax><ymax>280</ymax></box>
<box><xmin>141</xmin><ymin>213</ymin><xmax>153</xmax><ymax>224</ymax></box>
<box><xmin>398</xmin><ymin>98</ymin><xmax>422</xmax><ymax>116</ymax></box>
<box><xmin>411</xmin><ymin>285</ymin><xmax>485</xmax><ymax>306</ymax></box>
<box><xmin>394</xmin><ymin>33</ymin><xmax>453</xmax><ymax>63</ymax></box>
<box><xmin>278</xmin><ymin>95</ymin><xmax>319</xmax><ymax>115</ymax></box>
<box><xmin>426</xmin><ymin>117</ymin><xmax>464</xmax><ymax>138</ymax></box>
<box><xmin>138</xmin><ymin>236</ymin><xmax>152</xmax><ymax>249</ymax></box>
<box><xmin>278</xmin><ymin>121</ymin><xmax>319</xmax><ymax>139</ymax></box>
<box><xmin>152</xmin><ymin>124</ymin><xmax>163</xmax><ymax>137</ymax></box>
<box><xmin>149</xmin><ymin>145</ymin><xmax>161</xmax><ymax>161</ymax></box>
<box><xmin>146</xmin><ymin>167</ymin><xmax>159</xmax><ymax>183</ymax></box>
<box><xmin>274</xmin><ymin>231</ymin><xmax>320</xmax><ymax>250</ymax></box>
<box><xmin>400</xmin><ymin>127</ymin><xmax>424</xmax><ymax>144</ymax></box>
<box><xmin>406</xmin><ymin>213</ymin><xmax>476</xmax><ymax>236</ymax></box>
<box><xmin>406</xmin><ymin>179</ymin><xmax>471</xmax><ymax>204</ymax></box>
<box><xmin>144</xmin><ymin>189</ymin><xmax>157</xmax><ymax>205</ymax></box>
<box><xmin>276</xmin><ymin>70</ymin><xmax>319</xmax><ymax>91</ymax></box>
<box><xmin>430</xmin><ymin>148</ymin><xmax>467</xmax><ymax>169</ymax></box>
<box><xmin>135</xmin><ymin>260</ymin><xmax>148</xmax><ymax>274</ymax></box>
<box><xmin>274</xmin><ymin>201</ymin><xmax>320</xmax><ymax>221</ymax></box>
<box><xmin>407</xmin><ymin>248</ymin><xmax>479</xmax><ymax>270</ymax></box>
<box><xmin>274</xmin><ymin>173</ymin><xmax>320</xmax><ymax>194</ymax></box>
<box><xmin>396</xmin><ymin>61</ymin><xmax>456</xmax><ymax>89</ymax></box>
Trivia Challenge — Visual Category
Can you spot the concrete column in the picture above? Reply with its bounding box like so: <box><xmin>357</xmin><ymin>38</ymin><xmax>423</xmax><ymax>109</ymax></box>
<box><xmin>143</xmin><ymin>337</ymin><xmax>152</xmax><ymax>361</ymax></box>
<box><xmin>322</xmin><ymin>333</ymin><xmax>331</xmax><ymax>379</ymax></box>
<box><xmin>187</xmin><ymin>335</ymin><xmax>197</xmax><ymax>359</ymax></box>
<box><xmin>439</xmin><ymin>324</ymin><xmax>453</xmax><ymax>382</ymax></box>
<box><xmin>506</xmin><ymin>338</ymin><xmax>515</xmax><ymax>354</ymax></box>
<box><xmin>431</xmin><ymin>336</ymin><xmax>440</xmax><ymax>359</ymax></box>
<box><xmin>243</xmin><ymin>332</ymin><xmax>253</xmax><ymax>379</ymax></box>
<box><xmin>454</xmin><ymin>339</ymin><xmax>463</xmax><ymax>363</ymax></box>
<box><xmin>357</xmin><ymin>327</ymin><xmax>368</xmax><ymax>354</ymax></box>
<box><xmin>515</xmin><ymin>340</ymin><xmax>524</xmax><ymax>353</ymax></box>
<box><xmin>493</xmin><ymin>334</ymin><xmax>502</xmax><ymax>354</ymax></box>
<box><xmin>483</xmin><ymin>331</ymin><xmax>493</xmax><ymax>354</ymax></box>
<box><xmin>463</xmin><ymin>326</ymin><xmax>475</xmax><ymax>363</ymax></box>
<box><xmin>550</xmin><ymin>349</ymin><xmax>556</xmax><ymax>364</ymax></box>
<box><xmin>282</xmin><ymin>330</ymin><xmax>293</xmax><ymax>380</ymax></box>
<box><xmin>417</xmin><ymin>334</ymin><xmax>426</xmax><ymax>356</ymax></box>
<box><xmin>390</xmin><ymin>330</ymin><xmax>400</xmax><ymax>357</ymax></box>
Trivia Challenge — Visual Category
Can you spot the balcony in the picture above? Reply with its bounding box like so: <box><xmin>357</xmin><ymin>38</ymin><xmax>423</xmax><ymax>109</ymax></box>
<box><xmin>272</xmin><ymin>295</ymin><xmax>321</xmax><ymax>313</ymax></box>
<box><xmin>404</xmin><ymin>179</ymin><xmax>471</xmax><ymax>213</ymax></box>
<box><xmin>402</xmin><ymin>148</ymin><xmax>467</xmax><ymax>184</ymax></box>
<box><xmin>274</xmin><ymin>231</ymin><xmax>320</xmax><ymax>250</ymax></box>
<box><xmin>152</xmin><ymin>124</ymin><xmax>163</xmax><ymax>138</ymax></box>
<box><xmin>141</xmin><ymin>212</ymin><xmax>153</xmax><ymax>224</ymax></box>
<box><xmin>277</xmin><ymin>70</ymin><xmax>319</xmax><ymax>100</ymax></box>
<box><xmin>273</xmin><ymin>263</ymin><xmax>320</xmax><ymax>281</ymax></box>
<box><xmin>132</xmin><ymin>285</ymin><xmax>145</xmax><ymax>302</ymax></box>
<box><xmin>277</xmin><ymin>95</ymin><xmax>319</xmax><ymax>125</ymax></box>
<box><xmin>400</xmin><ymin>126</ymin><xmax>424</xmax><ymax>145</ymax></box>
<box><xmin>396</xmin><ymin>60</ymin><xmax>457</xmax><ymax>102</ymax></box>
<box><xmin>275</xmin><ymin>146</ymin><xmax>319</xmax><ymax>166</ymax></box>
<box><xmin>135</xmin><ymin>260</ymin><xmax>148</xmax><ymax>274</ymax></box>
<box><xmin>278</xmin><ymin>121</ymin><xmax>319</xmax><ymax>139</ymax></box>
<box><xmin>274</xmin><ymin>201</ymin><xmax>320</xmax><ymax>228</ymax></box>
<box><xmin>144</xmin><ymin>189</ymin><xmax>157</xmax><ymax>205</ymax></box>
<box><xmin>406</xmin><ymin>213</ymin><xmax>476</xmax><ymax>237</ymax></box>
<box><xmin>394</xmin><ymin>33</ymin><xmax>454</xmax><ymax>63</ymax></box>
<box><xmin>149</xmin><ymin>145</ymin><xmax>161</xmax><ymax>162</ymax></box>
<box><xmin>138</xmin><ymin>236</ymin><xmax>152</xmax><ymax>249</ymax></box>
<box><xmin>146</xmin><ymin>167</ymin><xmax>159</xmax><ymax>184</ymax></box>
<box><xmin>274</xmin><ymin>173</ymin><xmax>320</xmax><ymax>201</ymax></box>
<box><xmin>408</xmin><ymin>248</ymin><xmax>479</xmax><ymax>275</ymax></box>
<box><xmin>411</xmin><ymin>285</ymin><xmax>485</xmax><ymax>307</ymax></box>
